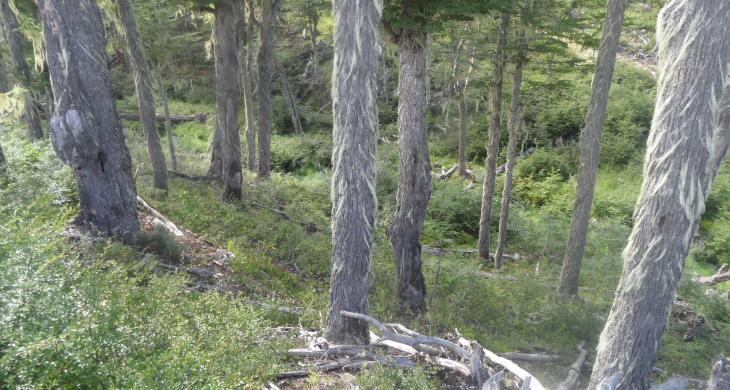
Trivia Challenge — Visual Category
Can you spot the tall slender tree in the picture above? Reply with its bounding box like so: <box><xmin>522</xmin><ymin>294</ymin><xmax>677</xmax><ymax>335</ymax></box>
<box><xmin>245</xmin><ymin>0</ymin><xmax>257</xmax><ymax>171</ymax></box>
<box><xmin>325</xmin><ymin>0</ymin><xmax>381</xmax><ymax>344</ymax></box>
<box><xmin>588</xmin><ymin>1</ymin><xmax>730</xmax><ymax>387</ymax></box>
<box><xmin>495</xmin><ymin>20</ymin><xmax>528</xmax><ymax>268</ymax></box>
<box><xmin>114</xmin><ymin>0</ymin><xmax>169</xmax><ymax>191</ymax></box>
<box><xmin>236</xmin><ymin>0</ymin><xmax>256</xmax><ymax>172</ymax></box>
<box><xmin>0</xmin><ymin>0</ymin><xmax>42</xmax><ymax>140</ymax></box>
<box><xmin>558</xmin><ymin>0</ymin><xmax>627</xmax><ymax>298</ymax></box>
<box><xmin>478</xmin><ymin>5</ymin><xmax>512</xmax><ymax>261</ymax></box>
<box><xmin>37</xmin><ymin>0</ymin><xmax>139</xmax><ymax>238</ymax></box>
<box><xmin>257</xmin><ymin>0</ymin><xmax>280</xmax><ymax>178</ymax></box>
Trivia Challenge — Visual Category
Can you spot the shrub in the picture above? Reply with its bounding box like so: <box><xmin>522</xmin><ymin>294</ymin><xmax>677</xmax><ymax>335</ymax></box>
<box><xmin>515</xmin><ymin>145</ymin><xmax>578</xmax><ymax>180</ymax></box>
<box><xmin>426</xmin><ymin>181</ymin><xmax>483</xmax><ymax>240</ymax></box>
<box><xmin>134</xmin><ymin>225</ymin><xmax>185</xmax><ymax>264</ymax></box>
<box><xmin>270</xmin><ymin>134</ymin><xmax>332</xmax><ymax>173</ymax></box>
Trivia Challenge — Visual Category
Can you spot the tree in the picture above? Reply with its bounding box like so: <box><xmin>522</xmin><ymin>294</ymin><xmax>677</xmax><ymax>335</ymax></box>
<box><xmin>494</xmin><ymin>17</ymin><xmax>528</xmax><ymax>269</ymax></box>
<box><xmin>0</xmin><ymin>0</ymin><xmax>42</xmax><ymax>140</ymax></box>
<box><xmin>214</xmin><ymin>0</ymin><xmax>243</xmax><ymax>200</ymax></box>
<box><xmin>113</xmin><ymin>0</ymin><xmax>169</xmax><ymax>191</ymax></box>
<box><xmin>477</xmin><ymin>4</ymin><xmax>512</xmax><ymax>261</ymax></box>
<box><xmin>384</xmin><ymin>0</ymin><xmax>505</xmax><ymax>314</ymax></box>
<box><xmin>386</xmin><ymin>26</ymin><xmax>430</xmax><ymax>314</ymax></box>
<box><xmin>257</xmin><ymin>0</ymin><xmax>280</xmax><ymax>179</ymax></box>
<box><xmin>558</xmin><ymin>0</ymin><xmax>627</xmax><ymax>298</ymax></box>
<box><xmin>239</xmin><ymin>0</ymin><xmax>257</xmax><ymax>171</ymax></box>
<box><xmin>324</xmin><ymin>0</ymin><xmax>381</xmax><ymax>344</ymax></box>
<box><xmin>588</xmin><ymin>1</ymin><xmax>730</xmax><ymax>387</ymax></box>
<box><xmin>37</xmin><ymin>0</ymin><xmax>139</xmax><ymax>238</ymax></box>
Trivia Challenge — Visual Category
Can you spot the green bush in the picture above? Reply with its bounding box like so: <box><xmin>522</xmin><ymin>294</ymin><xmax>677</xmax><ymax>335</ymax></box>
<box><xmin>512</xmin><ymin>172</ymin><xmax>573</xmax><ymax>215</ymax></box>
<box><xmin>426</xmin><ymin>181</ymin><xmax>483</xmax><ymax>240</ymax></box>
<box><xmin>515</xmin><ymin>145</ymin><xmax>578</xmax><ymax>180</ymax></box>
<box><xmin>270</xmin><ymin>134</ymin><xmax>332</xmax><ymax>173</ymax></box>
<box><xmin>134</xmin><ymin>225</ymin><xmax>186</xmax><ymax>264</ymax></box>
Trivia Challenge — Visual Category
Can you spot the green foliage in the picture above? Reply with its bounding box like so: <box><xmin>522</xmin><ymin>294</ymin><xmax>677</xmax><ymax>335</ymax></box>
<box><xmin>425</xmin><ymin>181</ymin><xmax>483</xmax><ymax>241</ymax></box>
<box><xmin>515</xmin><ymin>145</ymin><xmax>578</xmax><ymax>180</ymax></box>
<box><xmin>357</xmin><ymin>366</ymin><xmax>439</xmax><ymax>390</ymax></box>
<box><xmin>512</xmin><ymin>171</ymin><xmax>573</xmax><ymax>215</ymax></box>
<box><xmin>270</xmin><ymin>134</ymin><xmax>332</xmax><ymax>173</ymax></box>
<box><xmin>134</xmin><ymin>225</ymin><xmax>186</xmax><ymax>264</ymax></box>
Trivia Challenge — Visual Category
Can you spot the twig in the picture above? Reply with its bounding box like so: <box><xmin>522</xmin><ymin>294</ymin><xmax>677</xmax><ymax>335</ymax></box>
<box><xmin>556</xmin><ymin>341</ymin><xmax>587</xmax><ymax>390</ymax></box>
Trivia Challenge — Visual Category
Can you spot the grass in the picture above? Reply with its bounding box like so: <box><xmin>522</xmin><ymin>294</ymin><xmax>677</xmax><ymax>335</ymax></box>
<box><xmin>2</xmin><ymin>107</ymin><xmax>730</xmax><ymax>388</ymax></box>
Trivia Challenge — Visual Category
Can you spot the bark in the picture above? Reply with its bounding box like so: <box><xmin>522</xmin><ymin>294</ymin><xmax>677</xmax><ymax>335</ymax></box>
<box><xmin>37</xmin><ymin>0</ymin><xmax>139</xmax><ymax>238</ymax></box>
<box><xmin>277</xmin><ymin>64</ymin><xmax>303</xmax><ymax>136</ymax></box>
<box><xmin>324</xmin><ymin>0</ymin><xmax>380</xmax><ymax>345</ymax></box>
<box><xmin>558</xmin><ymin>0</ymin><xmax>627</xmax><ymax>298</ymax></box>
<box><xmin>207</xmin><ymin>118</ymin><xmax>223</xmax><ymax>179</ymax></box>
<box><xmin>458</xmin><ymin>97</ymin><xmax>467</xmax><ymax>176</ymax></box>
<box><xmin>387</xmin><ymin>29</ymin><xmax>430</xmax><ymax>314</ymax></box>
<box><xmin>588</xmin><ymin>1</ymin><xmax>730</xmax><ymax>388</ymax></box>
<box><xmin>241</xmin><ymin>0</ymin><xmax>257</xmax><ymax>171</ymax></box>
<box><xmin>0</xmin><ymin>139</ymin><xmax>5</xmax><ymax>172</ymax></box>
<box><xmin>495</xmin><ymin>30</ymin><xmax>527</xmax><ymax>269</ymax></box>
<box><xmin>115</xmin><ymin>0</ymin><xmax>168</xmax><ymax>190</ymax></box>
<box><xmin>156</xmin><ymin>75</ymin><xmax>177</xmax><ymax>172</ymax></box>
<box><xmin>0</xmin><ymin>44</ymin><xmax>8</xmax><ymax>92</ymax></box>
<box><xmin>257</xmin><ymin>0</ymin><xmax>280</xmax><ymax>178</ymax></box>
<box><xmin>477</xmin><ymin>9</ymin><xmax>511</xmax><ymax>260</ymax></box>
<box><xmin>214</xmin><ymin>2</ymin><xmax>242</xmax><ymax>201</ymax></box>
<box><xmin>0</xmin><ymin>0</ymin><xmax>42</xmax><ymax>140</ymax></box>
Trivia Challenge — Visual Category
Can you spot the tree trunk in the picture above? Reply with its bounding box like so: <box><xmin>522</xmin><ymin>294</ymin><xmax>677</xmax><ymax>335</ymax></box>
<box><xmin>0</xmin><ymin>138</ymin><xmax>6</xmax><ymax>172</ymax></box>
<box><xmin>458</xmin><ymin>96</ymin><xmax>467</xmax><ymax>177</ymax></box>
<box><xmin>257</xmin><ymin>0</ymin><xmax>280</xmax><ymax>178</ymax></box>
<box><xmin>477</xmin><ymin>9</ymin><xmax>511</xmax><ymax>261</ymax></box>
<box><xmin>156</xmin><ymin>74</ymin><xmax>177</xmax><ymax>172</ymax></box>
<box><xmin>207</xmin><ymin>120</ymin><xmax>223</xmax><ymax>179</ymax></box>
<box><xmin>0</xmin><ymin>43</ymin><xmax>8</xmax><ymax>92</ymax></box>
<box><xmin>241</xmin><ymin>0</ymin><xmax>257</xmax><ymax>171</ymax></box>
<box><xmin>495</xmin><ymin>30</ymin><xmax>527</xmax><ymax>269</ymax></box>
<box><xmin>558</xmin><ymin>0</ymin><xmax>627</xmax><ymax>298</ymax></box>
<box><xmin>324</xmin><ymin>0</ymin><xmax>381</xmax><ymax>345</ymax></box>
<box><xmin>277</xmin><ymin>65</ymin><xmax>303</xmax><ymax>136</ymax></box>
<box><xmin>387</xmin><ymin>29</ymin><xmax>430</xmax><ymax>314</ymax></box>
<box><xmin>115</xmin><ymin>0</ymin><xmax>168</xmax><ymax>191</ymax></box>
<box><xmin>37</xmin><ymin>0</ymin><xmax>139</xmax><ymax>239</ymax></box>
<box><xmin>588</xmin><ymin>1</ymin><xmax>730</xmax><ymax>388</ymax></box>
<box><xmin>214</xmin><ymin>2</ymin><xmax>242</xmax><ymax>201</ymax></box>
<box><xmin>0</xmin><ymin>0</ymin><xmax>43</xmax><ymax>140</ymax></box>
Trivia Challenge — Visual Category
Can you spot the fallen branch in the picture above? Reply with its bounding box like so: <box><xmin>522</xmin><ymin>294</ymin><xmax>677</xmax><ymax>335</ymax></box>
<box><xmin>499</xmin><ymin>351</ymin><xmax>560</xmax><ymax>363</ymax></box>
<box><xmin>276</xmin><ymin>356</ymin><xmax>414</xmax><ymax>380</ymax></box>
<box><xmin>556</xmin><ymin>341</ymin><xmax>587</xmax><ymax>390</ymax></box>
<box><xmin>137</xmin><ymin>196</ymin><xmax>185</xmax><ymax>237</ymax></box>
<box><xmin>119</xmin><ymin>111</ymin><xmax>207</xmax><ymax>124</ymax></box>
<box><xmin>708</xmin><ymin>357</ymin><xmax>730</xmax><ymax>390</ymax></box>
<box><xmin>249</xmin><ymin>201</ymin><xmax>319</xmax><ymax>233</ymax></box>
<box><xmin>168</xmin><ymin>170</ymin><xmax>211</xmax><ymax>182</ymax></box>
<box><xmin>694</xmin><ymin>264</ymin><xmax>730</xmax><ymax>285</ymax></box>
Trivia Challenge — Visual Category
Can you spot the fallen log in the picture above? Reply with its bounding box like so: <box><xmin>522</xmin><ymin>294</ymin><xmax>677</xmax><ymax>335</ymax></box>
<box><xmin>555</xmin><ymin>341</ymin><xmax>587</xmax><ymax>390</ymax></box>
<box><xmin>499</xmin><ymin>351</ymin><xmax>560</xmax><ymax>363</ymax></box>
<box><xmin>708</xmin><ymin>358</ymin><xmax>730</xmax><ymax>390</ymax></box>
<box><xmin>276</xmin><ymin>356</ymin><xmax>415</xmax><ymax>380</ymax></box>
<box><xmin>694</xmin><ymin>264</ymin><xmax>730</xmax><ymax>286</ymax></box>
<box><xmin>119</xmin><ymin>111</ymin><xmax>207</xmax><ymax>124</ymax></box>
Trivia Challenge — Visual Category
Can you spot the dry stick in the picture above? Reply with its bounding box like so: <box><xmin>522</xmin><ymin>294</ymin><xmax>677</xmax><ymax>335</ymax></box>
<box><xmin>340</xmin><ymin>311</ymin><xmax>469</xmax><ymax>359</ymax></box>
<box><xmin>341</xmin><ymin>311</ymin><xmax>546</xmax><ymax>390</ymax></box>
<box><xmin>556</xmin><ymin>341</ymin><xmax>587</xmax><ymax>390</ymax></box>
<box><xmin>276</xmin><ymin>357</ymin><xmax>413</xmax><ymax>380</ymax></box>
<box><xmin>248</xmin><ymin>201</ymin><xmax>319</xmax><ymax>233</ymax></box>
<box><xmin>694</xmin><ymin>264</ymin><xmax>730</xmax><ymax>285</ymax></box>
<box><xmin>499</xmin><ymin>352</ymin><xmax>560</xmax><ymax>363</ymax></box>
<box><xmin>118</xmin><ymin>111</ymin><xmax>207</xmax><ymax>124</ymax></box>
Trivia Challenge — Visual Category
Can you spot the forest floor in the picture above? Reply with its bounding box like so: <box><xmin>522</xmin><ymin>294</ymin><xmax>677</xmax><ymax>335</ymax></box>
<box><xmin>1</xmin><ymin>109</ymin><xmax>729</xmax><ymax>388</ymax></box>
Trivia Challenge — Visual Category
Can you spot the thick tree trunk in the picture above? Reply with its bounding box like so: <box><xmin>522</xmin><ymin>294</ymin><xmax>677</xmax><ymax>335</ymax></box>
<box><xmin>156</xmin><ymin>75</ymin><xmax>177</xmax><ymax>172</ymax></box>
<box><xmin>115</xmin><ymin>0</ymin><xmax>168</xmax><ymax>190</ymax></box>
<box><xmin>214</xmin><ymin>2</ymin><xmax>243</xmax><ymax>201</ymax></box>
<box><xmin>477</xmin><ymin>10</ymin><xmax>511</xmax><ymax>261</ymax></box>
<box><xmin>324</xmin><ymin>0</ymin><xmax>380</xmax><ymax>344</ymax></box>
<box><xmin>208</xmin><ymin>121</ymin><xmax>223</xmax><ymax>179</ymax></box>
<box><xmin>0</xmin><ymin>45</ymin><xmax>8</xmax><ymax>92</ymax></box>
<box><xmin>257</xmin><ymin>0</ymin><xmax>280</xmax><ymax>178</ymax></box>
<box><xmin>387</xmin><ymin>29</ymin><xmax>430</xmax><ymax>314</ymax></box>
<box><xmin>558</xmin><ymin>0</ymin><xmax>627</xmax><ymax>298</ymax></box>
<box><xmin>588</xmin><ymin>1</ymin><xmax>730</xmax><ymax>388</ymax></box>
<box><xmin>495</xmin><ymin>32</ymin><xmax>527</xmax><ymax>269</ymax></box>
<box><xmin>0</xmin><ymin>0</ymin><xmax>43</xmax><ymax>140</ymax></box>
<box><xmin>37</xmin><ymin>0</ymin><xmax>139</xmax><ymax>238</ymax></box>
